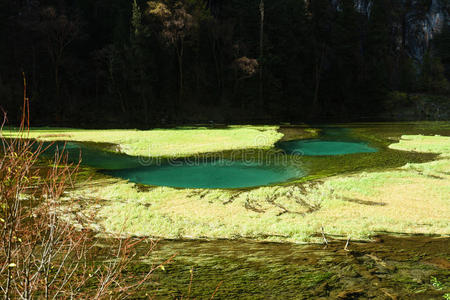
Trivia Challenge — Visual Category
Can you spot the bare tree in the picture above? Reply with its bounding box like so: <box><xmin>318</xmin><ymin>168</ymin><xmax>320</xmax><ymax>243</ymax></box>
<box><xmin>148</xmin><ymin>1</ymin><xmax>194</xmax><ymax>107</ymax></box>
<box><xmin>38</xmin><ymin>7</ymin><xmax>81</xmax><ymax>115</ymax></box>
<box><xmin>259</xmin><ymin>0</ymin><xmax>265</xmax><ymax>113</ymax></box>
<box><xmin>232</xmin><ymin>56</ymin><xmax>258</xmax><ymax>102</ymax></box>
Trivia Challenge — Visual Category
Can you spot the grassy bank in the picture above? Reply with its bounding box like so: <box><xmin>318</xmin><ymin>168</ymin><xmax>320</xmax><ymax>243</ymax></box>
<box><xmin>1</xmin><ymin>125</ymin><xmax>283</xmax><ymax>157</ymax></box>
<box><xmin>66</xmin><ymin>132</ymin><xmax>449</xmax><ymax>243</ymax></box>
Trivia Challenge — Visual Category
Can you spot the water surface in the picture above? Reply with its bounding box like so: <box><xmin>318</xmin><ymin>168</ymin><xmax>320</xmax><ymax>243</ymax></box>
<box><xmin>44</xmin><ymin>142</ymin><xmax>305</xmax><ymax>189</ymax></box>
<box><xmin>43</xmin><ymin>142</ymin><xmax>142</xmax><ymax>170</ymax></box>
<box><xmin>42</xmin><ymin>125</ymin><xmax>441</xmax><ymax>189</ymax></box>
<box><xmin>279</xmin><ymin>139</ymin><xmax>377</xmax><ymax>156</ymax></box>
<box><xmin>278</xmin><ymin>127</ymin><xmax>378</xmax><ymax>156</ymax></box>
<box><xmin>106</xmin><ymin>160</ymin><xmax>303</xmax><ymax>189</ymax></box>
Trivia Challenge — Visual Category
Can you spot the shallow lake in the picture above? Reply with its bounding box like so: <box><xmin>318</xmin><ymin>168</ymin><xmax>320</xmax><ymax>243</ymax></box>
<box><xmin>278</xmin><ymin>127</ymin><xmax>377</xmax><ymax>156</ymax></box>
<box><xmin>105</xmin><ymin>160</ymin><xmax>303</xmax><ymax>189</ymax></box>
<box><xmin>40</xmin><ymin>123</ymin><xmax>449</xmax><ymax>189</ymax></box>
<box><xmin>44</xmin><ymin>142</ymin><xmax>305</xmax><ymax>188</ymax></box>
<box><xmin>43</xmin><ymin>127</ymin><xmax>387</xmax><ymax>189</ymax></box>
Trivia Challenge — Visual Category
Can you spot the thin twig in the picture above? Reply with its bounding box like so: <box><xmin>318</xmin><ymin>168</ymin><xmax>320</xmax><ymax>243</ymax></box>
<box><xmin>344</xmin><ymin>236</ymin><xmax>350</xmax><ymax>252</ymax></box>
<box><xmin>210</xmin><ymin>281</ymin><xmax>223</xmax><ymax>300</ymax></box>
<box><xmin>187</xmin><ymin>267</ymin><xmax>194</xmax><ymax>298</ymax></box>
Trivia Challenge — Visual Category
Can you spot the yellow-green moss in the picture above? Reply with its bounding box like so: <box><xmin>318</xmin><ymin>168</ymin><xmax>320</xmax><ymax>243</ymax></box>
<box><xmin>2</xmin><ymin>125</ymin><xmax>283</xmax><ymax>158</ymax></box>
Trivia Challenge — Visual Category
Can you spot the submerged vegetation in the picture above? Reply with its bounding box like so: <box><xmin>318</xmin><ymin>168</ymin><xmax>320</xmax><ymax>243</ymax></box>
<box><xmin>141</xmin><ymin>235</ymin><xmax>450</xmax><ymax>298</ymax></box>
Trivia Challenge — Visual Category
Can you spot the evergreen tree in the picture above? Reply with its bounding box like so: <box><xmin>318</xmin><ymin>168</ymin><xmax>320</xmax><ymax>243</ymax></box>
<box><xmin>308</xmin><ymin>0</ymin><xmax>334</xmax><ymax>116</ymax></box>
<box><xmin>420</xmin><ymin>51</ymin><xmax>449</xmax><ymax>93</ymax></box>
<box><xmin>332</xmin><ymin>0</ymin><xmax>363</xmax><ymax>114</ymax></box>
<box><xmin>434</xmin><ymin>23</ymin><xmax>450</xmax><ymax>80</ymax></box>
<box><xmin>364</xmin><ymin>0</ymin><xmax>394</xmax><ymax>97</ymax></box>
<box><xmin>131</xmin><ymin>0</ymin><xmax>143</xmax><ymax>38</ymax></box>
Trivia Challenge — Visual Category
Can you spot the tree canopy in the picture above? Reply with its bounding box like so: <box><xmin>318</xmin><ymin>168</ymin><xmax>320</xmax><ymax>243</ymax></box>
<box><xmin>0</xmin><ymin>0</ymin><xmax>448</xmax><ymax>126</ymax></box>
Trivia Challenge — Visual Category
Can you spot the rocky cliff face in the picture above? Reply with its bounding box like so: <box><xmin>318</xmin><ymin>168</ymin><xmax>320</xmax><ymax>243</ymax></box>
<box><xmin>209</xmin><ymin>0</ymin><xmax>448</xmax><ymax>62</ymax></box>
<box><xmin>346</xmin><ymin>0</ymin><xmax>449</xmax><ymax>61</ymax></box>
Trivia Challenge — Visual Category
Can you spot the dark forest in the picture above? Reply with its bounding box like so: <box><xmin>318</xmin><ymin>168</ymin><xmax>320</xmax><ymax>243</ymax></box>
<box><xmin>1</xmin><ymin>0</ymin><xmax>449</xmax><ymax>126</ymax></box>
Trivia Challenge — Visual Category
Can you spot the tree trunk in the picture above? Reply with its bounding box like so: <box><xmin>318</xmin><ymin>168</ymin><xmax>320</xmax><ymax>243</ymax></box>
<box><xmin>107</xmin><ymin>55</ymin><xmax>126</xmax><ymax>114</ymax></box>
<box><xmin>259</xmin><ymin>0</ymin><xmax>265</xmax><ymax>114</ymax></box>
<box><xmin>141</xmin><ymin>70</ymin><xmax>148</xmax><ymax>124</ymax></box>
<box><xmin>54</xmin><ymin>65</ymin><xmax>61</xmax><ymax>117</ymax></box>
<box><xmin>176</xmin><ymin>43</ymin><xmax>183</xmax><ymax>109</ymax></box>
<box><xmin>210</xmin><ymin>32</ymin><xmax>221</xmax><ymax>93</ymax></box>
<box><xmin>313</xmin><ymin>44</ymin><xmax>325</xmax><ymax>116</ymax></box>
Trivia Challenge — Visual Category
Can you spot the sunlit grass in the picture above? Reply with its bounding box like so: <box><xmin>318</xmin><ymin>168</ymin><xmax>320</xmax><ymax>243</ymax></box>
<box><xmin>389</xmin><ymin>134</ymin><xmax>450</xmax><ymax>157</ymax></box>
<box><xmin>68</xmin><ymin>133</ymin><xmax>450</xmax><ymax>243</ymax></box>
<box><xmin>1</xmin><ymin>126</ymin><xmax>282</xmax><ymax>157</ymax></box>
